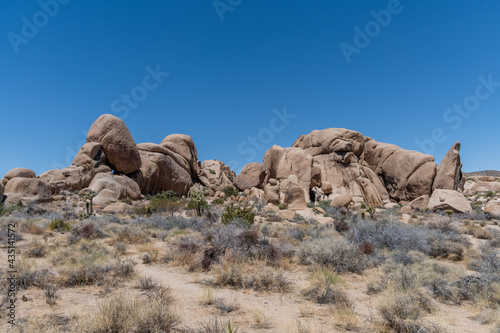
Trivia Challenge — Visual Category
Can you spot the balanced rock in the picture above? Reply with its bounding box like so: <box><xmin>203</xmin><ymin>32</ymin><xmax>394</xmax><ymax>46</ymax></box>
<box><xmin>234</xmin><ymin>162</ymin><xmax>264</xmax><ymax>191</ymax></box>
<box><xmin>4</xmin><ymin>168</ymin><xmax>36</xmax><ymax>180</ymax></box>
<box><xmin>86</xmin><ymin>114</ymin><xmax>141</xmax><ymax>174</ymax></box>
<box><xmin>427</xmin><ymin>189</ymin><xmax>472</xmax><ymax>213</ymax></box>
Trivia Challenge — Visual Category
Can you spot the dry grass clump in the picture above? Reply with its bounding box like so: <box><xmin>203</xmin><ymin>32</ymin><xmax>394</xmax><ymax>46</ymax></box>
<box><xmin>78</xmin><ymin>288</ymin><xmax>179</xmax><ymax>333</ymax></box>
<box><xmin>213</xmin><ymin>260</ymin><xmax>291</xmax><ymax>292</ymax></box>
<box><xmin>378</xmin><ymin>291</ymin><xmax>441</xmax><ymax>333</ymax></box>
<box><xmin>26</xmin><ymin>239</ymin><xmax>47</xmax><ymax>258</ymax></box>
<box><xmin>180</xmin><ymin>317</ymin><xmax>239</xmax><ymax>333</ymax></box>
<box><xmin>299</xmin><ymin>236</ymin><xmax>366</xmax><ymax>274</ymax></box>
<box><xmin>302</xmin><ymin>266</ymin><xmax>351</xmax><ymax>307</ymax></box>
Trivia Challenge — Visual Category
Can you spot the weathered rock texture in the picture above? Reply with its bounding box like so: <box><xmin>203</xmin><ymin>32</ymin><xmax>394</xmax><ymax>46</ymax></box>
<box><xmin>242</xmin><ymin>128</ymin><xmax>464</xmax><ymax>207</ymax></box>
<box><xmin>433</xmin><ymin>142</ymin><xmax>464</xmax><ymax>192</ymax></box>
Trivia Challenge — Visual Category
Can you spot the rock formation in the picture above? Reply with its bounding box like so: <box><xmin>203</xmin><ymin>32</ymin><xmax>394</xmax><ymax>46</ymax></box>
<box><xmin>433</xmin><ymin>142</ymin><xmax>464</xmax><ymax>192</ymax></box>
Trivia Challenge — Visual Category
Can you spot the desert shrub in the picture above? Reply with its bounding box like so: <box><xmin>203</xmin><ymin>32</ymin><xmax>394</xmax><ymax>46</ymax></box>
<box><xmin>214</xmin><ymin>262</ymin><xmax>291</xmax><ymax>292</ymax></box>
<box><xmin>138</xmin><ymin>275</ymin><xmax>160</xmax><ymax>290</ymax></box>
<box><xmin>215</xmin><ymin>297</ymin><xmax>240</xmax><ymax>314</ymax></box>
<box><xmin>48</xmin><ymin>218</ymin><xmax>72</xmax><ymax>231</ymax></box>
<box><xmin>60</xmin><ymin>258</ymin><xmax>135</xmax><ymax>287</ymax></box>
<box><xmin>211</xmin><ymin>198</ymin><xmax>225</xmax><ymax>206</ymax></box>
<box><xmin>16</xmin><ymin>260</ymin><xmax>55</xmax><ymax>289</ymax></box>
<box><xmin>79</xmin><ymin>289</ymin><xmax>179</xmax><ymax>333</ymax></box>
<box><xmin>187</xmin><ymin>190</ymin><xmax>208</xmax><ymax>216</ymax></box>
<box><xmin>45</xmin><ymin>285</ymin><xmax>59</xmax><ymax>305</ymax></box>
<box><xmin>71</xmin><ymin>220</ymin><xmax>106</xmax><ymax>240</ymax></box>
<box><xmin>221</xmin><ymin>204</ymin><xmax>255</xmax><ymax>226</ymax></box>
<box><xmin>300</xmin><ymin>236</ymin><xmax>365</xmax><ymax>274</ymax></box>
<box><xmin>350</xmin><ymin>219</ymin><xmax>468</xmax><ymax>258</ymax></box>
<box><xmin>468</xmin><ymin>244</ymin><xmax>500</xmax><ymax>280</ymax></box>
<box><xmin>430</xmin><ymin>240</ymin><xmax>465</xmax><ymax>261</ymax></box>
<box><xmin>204</xmin><ymin>224</ymin><xmax>242</xmax><ymax>254</ymax></box>
<box><xmin>0</xmin><ymin>204</ymin><xmax>21</xmax><ymax>216</ymax></box>
<box><xmin>302</xmin><ymin>266</ymin><xmax>350</xmax><ymax>306</ymax></box>
<box><xmin>182</xmin><ymin>317</ymin><xmax>239</xmax><ymax>333</ymax></box>
<box><xmin>379</xmin><ymin>291</ymin><xmax>439</xmax><ymax>333</ymax></box>
<box><xmin>26</xmin><ymin>240</ymin><xmax>46</xmax><ymax>258</ymax></box>
<box><xmin>222</xmin><ymin>186</ymin><xmax>239</xmax><ymax>198</ymax></box>
<box><xmin>114</xmin><ymin>225</ymin><xmax>149</xmax><ymax>244</ymax></box>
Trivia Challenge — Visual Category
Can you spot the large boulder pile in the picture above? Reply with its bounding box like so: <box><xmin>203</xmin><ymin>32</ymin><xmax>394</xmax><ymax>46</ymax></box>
<box><xmin>34</xmin><ymin>114</ymin><xmax>202</xmax><ymax>204</ymax></box>
<box><xmin>198</xmin><ymin>160</ymin><xmax>236</xmax><ymax>196</ymax></box>
<box><xmin>238</xmin><ymin>128</ymin><xmax>464</xmax><ymax>208</ymax></box>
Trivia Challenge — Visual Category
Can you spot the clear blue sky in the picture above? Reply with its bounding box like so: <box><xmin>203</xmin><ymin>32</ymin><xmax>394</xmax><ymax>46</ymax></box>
<box><xmin>1</xmin><ymin>0</ymin><xmax>499</xmax><ymax>177</ymax></box>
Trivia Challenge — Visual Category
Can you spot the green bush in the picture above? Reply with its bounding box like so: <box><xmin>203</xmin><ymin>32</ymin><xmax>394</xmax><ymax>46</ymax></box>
<box><xmin>187</xmin><ymin>190</ymin><xmax>208</xmax><ymax>216</ymax></box>
<box><xmin>222</xmin><ymin>204</ymin><xmax>255</xmax><ymax>225</ymax></box>
<box><xmin>0</xmin><ymin>204</ymin><xmax>21</xmax><ymax>216</ymax></box>
<box><xmin>211</xmin><ymin>198</ymin><xmax>225</xmax><ymax>206</ymax></box>
<box><xmin>222</xmin><ymin>186</ymin><xmax>239</xmax><ymax>198</ymax></box>
<box><xmin>48</xmin><ymin>219</ymin><xmax>72</xmax><ymax>231</ymax></box>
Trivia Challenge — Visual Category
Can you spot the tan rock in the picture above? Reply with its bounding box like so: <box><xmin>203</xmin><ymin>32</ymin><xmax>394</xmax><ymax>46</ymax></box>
<box><xmin>263</xmin><ymin>183</ymin><xmax>280</xmax><ymax>205</ymax></box>
<box><xmin>284</xmin><ymin>175</ymin><xmax>307</xmax><ymax>211</ymax></box>
<box><xmin>263</xmin><ymin>203</ymin><xmax>280</xmax><ymax>212</ymax></box>
<box><xmin>433</xmin><ymin>142</ymin><xmax>463</xmax><ymax>191</ymax></box>
<box><xmin>427</xmin><ymin>189</ymin><xmax>472</xmax><ymax>213</ymax></box>
<box><xmin>4</xmin><ymin>178</ymin><xmax>52</xmax><ymax>204</ymax></box>
<box><xmin>405</xmin><ymin>162</ymin><xmax>436</xmax><ymax>200</ymax></box>
<box><xmin>93</xmin><ymin>189</ymin><xmax>119</xmax><ymax>205</ymax></box>
<box><xmin>314</xmin><ymin>206</ymin><xmax>326</xmax><ymax>215</ymax></box>
<box><xmin>4</xmin><ymin>168</ymin><xmax>36</xmax><ymax>180</ymax></box>
<box><xmin>330</xmin><ymin>194</ymin><xmax>352</xmax><ymax>208</ymax></box>
<box><xmin>88</xmin><ymin>173</ymin><xmax>140</xmax><ymax>201</ymax></box>
<box><xmin>72</xmin><ymin>142</ymin><xmax>104</xmax><ymax>169</ymax></box>
<box><xmin>0</xmin><ymin>178</ymin><xmax>7</xmax><ymax>187</ymax></box>
<box><xmin>292</xmin><ymin>128</ymin><xmax>365</xmax><ymax>157</ymax></box>
<box><xmin>234</xmin><ymin>162</ymin><xmax>264</xmax><ymax>191</ymax></box>
<box><xmin>161</xmin><ymin>134</ymin><xmax>199</xmax><ymax>176</ymax></box>
<box><xmin>401</xmin><ymin>206</ymin><xmax>412</xmax><ymax>214</ymax></box>
<box><xmin>52</xmin><ymin>195</ymin><xmax>66</xmax><ymax>202</ymax></box>
<box><xmin>484</xmin><ymin>203</ymin><xmax>500</xmax><ymax>219</ymax></box>
<box><xmin>248</xmin><ymin>187</ymin><xmax>264</xmax><ymax>201</ymax></box>
<box><xmin>103</xmin><ymin>202</ymin><xmax>133</xmax><ymax>214</ymax></box>
<box><xmin>409</xmin><ymin>195</ymin><xmax>430</xmax><ymax>210</ymax></box>
<box><xmin>278</xmin><ymin>210</ymin><xmax>295</xmax><ymax>219</ymax></box>
<box><xmin>86</xmin><ymin>114</ymin><xmax>141</xmax><ymax>174</ymax></box>
<box><xmin>200</xmin><ymin>160</ymin><xmax>235</xmax><ymax>192</ymax></box>
<box><xmin>384</xmin><ymin>203</ymin><xmax>400</xmax><ymax>209</ymax></box>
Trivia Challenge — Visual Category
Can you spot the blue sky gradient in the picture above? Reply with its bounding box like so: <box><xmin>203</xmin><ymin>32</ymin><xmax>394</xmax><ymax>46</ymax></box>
<box><xmin>1</xmin><ymin>0</ymin><xmax>499</xmax><ymax>177</ymax></box>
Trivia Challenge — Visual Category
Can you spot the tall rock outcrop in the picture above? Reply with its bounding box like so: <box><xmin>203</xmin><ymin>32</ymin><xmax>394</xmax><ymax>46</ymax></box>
<box><xmin>433</xmin><ymin>142</ymin><xmax>464</xmax><ymax>192</ymax></box>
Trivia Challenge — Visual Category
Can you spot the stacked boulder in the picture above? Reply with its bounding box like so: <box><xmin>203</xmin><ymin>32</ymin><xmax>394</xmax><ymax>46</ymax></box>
<box><xmin>198</xmin><ymin>160</ymin><xmax>236</xmax><ymax>197</ymax></box>
<box><xmin>236</xmin><ymin>128</ymin><xmax>466</xmax><ymax>210</ymax></box>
